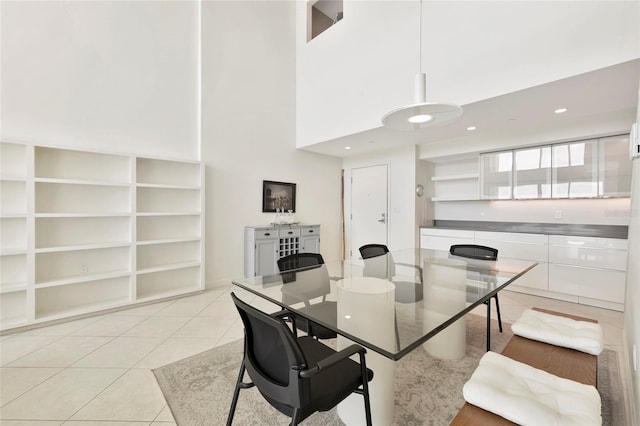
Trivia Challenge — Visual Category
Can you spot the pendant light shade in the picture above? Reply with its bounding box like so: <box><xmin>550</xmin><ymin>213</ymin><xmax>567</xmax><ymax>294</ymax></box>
<box><xmin>382</xmin><ymin>73</ymin><xmax>462</xmax><ymax>130</ymax></box>
<box><xmin>382</xmin><ymin>2</ymin><xmax>462</xmax><ymax>131</ymax></box>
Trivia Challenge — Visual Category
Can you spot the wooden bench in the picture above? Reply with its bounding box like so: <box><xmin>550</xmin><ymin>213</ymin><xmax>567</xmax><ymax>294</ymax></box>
<box><xmin>450</xmin><ymin>307</ymin><xmax>598</xmax><ymax>426</ymax></box>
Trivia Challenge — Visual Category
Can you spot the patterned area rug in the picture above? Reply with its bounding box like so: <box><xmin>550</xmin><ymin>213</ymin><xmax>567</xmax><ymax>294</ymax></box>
<box><xmin>153</xmin><ymin>315</ymin><xmax>623</xmax><ymax>425</ymax></box>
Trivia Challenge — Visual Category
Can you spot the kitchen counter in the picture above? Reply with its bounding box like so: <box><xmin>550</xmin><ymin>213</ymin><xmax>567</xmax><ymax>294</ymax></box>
<box><xmin>424</xmin><ymin>220</ymin><xmax>628</xmax><ymax>239</ymax></box>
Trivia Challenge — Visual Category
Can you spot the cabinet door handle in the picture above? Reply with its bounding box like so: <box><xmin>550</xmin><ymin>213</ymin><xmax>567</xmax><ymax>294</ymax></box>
<box><xmin>288</xmin><ymin>231</ymin><xmax>293</xmax><ymax>234</ymax></box>
<box><xmin>264</xmin><ymin>233</ymin><xmax>270</xmax><ymax>236</ymax></box>
<box><xmin>309</xmin><ymin>230</ymin><xmax>314</xmax><ymax>233</ymax></box>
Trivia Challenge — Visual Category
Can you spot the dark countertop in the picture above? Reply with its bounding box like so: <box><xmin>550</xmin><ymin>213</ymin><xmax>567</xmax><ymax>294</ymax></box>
<box><xmin>422</xmin><ymin>220</ymin><xmax>628</xmax><ymax>239</ymax></box>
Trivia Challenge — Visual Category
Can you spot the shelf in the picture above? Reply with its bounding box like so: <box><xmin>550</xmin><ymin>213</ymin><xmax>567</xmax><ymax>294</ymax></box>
<box><xmin>136</xmin><ymin>186</ymin><xmax>200</xmax><ymax>213</ymax></box>
<box><xmin>35</xmin><ymin>146</ymin><xmax>130</xmax><ymax>183</ymax></box>
<box><xmin>136</xmin><ymin>157</ymin><xmax>201</xmax><ymax>187</ymax></box>
<box><xmin>36</xmin><ymin>270</ymin><xmax>131</xmax><ymax>289</ymax></box>
<box><xmin>35</xmin><ymin>276</ymin><xmax>131</xmax><ymax>320</ymax></box>
<box><xmin>35</xmin><ymin>213</ymin><xmax>131</xmax><ymax>218</ymax></box>
<box><xmin>137</xmin><ymin>260</ymin><xmax>200</xmax><ymax>275</ymax></box>
<box><xmin>1</xmin><ymin>142</ymin><xmax>27</xmax><ymax>178</ymax></box>
<box><xmin>137</xmin><ymin>237</ymin><xmax>201</xmax><ymax>246</ymax></box>
<box><xmin>35</xmin><ymin>182</ymin><xmax>130</xmax><ymax>214</ymax></box>
<box><xmin>431</xmin><ymin>173</ymin><xmax>478</xmax><ymax>181</ymax></box>
<box><xmin>137</xmin><ymin>183</ymin><xmax>200</xmax><ymax>190</ymax></box>
<box><xmin>35</xmin><ymin>177</ymin><xmax>130</xmax><ymax>187</ymax></box>
<box><xmin>0</xmin><ymin>282</ymin><xmax>28</xmax><ymax>294</ymax></box>
<box><xmin>136</xmin><ymin>265</ymin><xmax>201</xmax><ymax>299</ymax></box>
<box><xmin>35</xmin><ymin>216</ymin><xmax>130</xmax><ymax>249</ymax></box>
<box><xmin>136</xmin><ymin>212</ymin><xmax>200</xmax><ymax>217</ymax></box>
<box><xmin>1</xmin><ymin>290</ymin><xmax>27</xmax><ymax>328</ymax></box>
<box><xmin>1</xmin><ymin>142</ymin><xmax>203</xmax><ymax>331</ymax></box>
<box><xmin>0</xmin><ymin>248</ymin><xmax>27</xmax><ymax>256</ymax></box>
<box><xmin>0</xmin><ymin>175</ymin><xmax>27</xmax><ymax>182</ymax></box>
<box><xmin>35</xmin><ymin>241</ymin><xmax>131</xmax><ymax>254</ymax></box>
<box><xmin>137</xmin><ymin>215</ymin><xmax>200</xmax><ymax>242</ymax></box>
<box><xmin>0</xmin><ymin>213</ymin><xmax>28</xmax><ymax>219</ymax></box>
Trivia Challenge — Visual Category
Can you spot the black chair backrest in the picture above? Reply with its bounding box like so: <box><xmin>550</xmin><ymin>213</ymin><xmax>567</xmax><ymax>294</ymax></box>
<box><xmin>231</xmin><ymin>292</ymin><xmax>307</xmax><ymax>409</ymax></box>
<box><xmin>359</xmin><ymin>244</ymin><xmax>389</xmax><ymax>259</ymax></box>
<box><xmin>278</xmin><ymin>253</ymin><xmax>331</xmax><ymax>303</ymax></box>
<box><xmin>277</xmin><ymin>253</ymin><xmax>324</xmax><ymax>271</ymax></box>
<box><xmin>359</xmin><ymin>244</ymin><xmax>395</xmax><ymax>279</ymax></box>
<box><xmin>450</xmin><ymin>244</ymin><xmax>498</xmax><ymax>261</ymax></box>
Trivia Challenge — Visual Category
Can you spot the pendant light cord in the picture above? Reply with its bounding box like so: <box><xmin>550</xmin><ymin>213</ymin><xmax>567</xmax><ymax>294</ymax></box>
<box><xmin>419</xmin><ymin>0</ymin><xmax>422</xmax><ymax>74</ymax></box>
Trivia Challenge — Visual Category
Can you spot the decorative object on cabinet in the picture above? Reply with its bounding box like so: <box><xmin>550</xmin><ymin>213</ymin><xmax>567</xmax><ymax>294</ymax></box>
<box><xmin>0</xmin><ymin>141</ymin><xmax>204</xmax><ymax>332</ymax></box>
<box><xmin>244</xmin><ymin>225</ymin><xmax>320</xmax><ymax>277</ymax></box>
<box><xmin>262</xmin><ymin>180</ymin><xmax>296</xmax><ymax>213</ymax></box>
<box><xmin>381</xmin><ymin>0</ymin><xmax>462</xmax><ymax>131</ymax></box>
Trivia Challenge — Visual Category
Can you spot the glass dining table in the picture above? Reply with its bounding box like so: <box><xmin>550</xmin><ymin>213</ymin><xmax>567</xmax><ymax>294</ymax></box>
<box><xmin>231</xmin><ymin>248</ymin><xmax>537</xmax><ymax>425</ymax></box>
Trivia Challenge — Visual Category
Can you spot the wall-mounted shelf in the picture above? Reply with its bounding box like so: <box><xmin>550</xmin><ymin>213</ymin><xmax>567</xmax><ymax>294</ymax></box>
<box><xmin>429</xmin><ymin>157</ymin><xmax>480</xmax><ymax>201</ymax></box>
<box><xmin>0</xmin><ymin>142</ymin><xmax>204</xmax><ymax>331</ymax></box>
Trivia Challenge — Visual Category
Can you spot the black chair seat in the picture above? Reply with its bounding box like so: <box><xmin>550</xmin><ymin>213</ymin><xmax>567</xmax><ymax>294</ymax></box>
<box><xmin>295</xmin><ymin>302</ymin><xmax>338</xmax><ymax>340</ymax></box>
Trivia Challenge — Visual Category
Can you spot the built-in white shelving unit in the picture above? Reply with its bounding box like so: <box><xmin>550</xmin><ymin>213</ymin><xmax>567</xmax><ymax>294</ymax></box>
<box><xmin>0</xmin><ymin>142</ymin><xmax>204</xmax><ymax>331</ymax></box>
<box><xmin>430</xmin><ymin>156</ymin><xmax>480</xmax><ymax>201</ymax></box>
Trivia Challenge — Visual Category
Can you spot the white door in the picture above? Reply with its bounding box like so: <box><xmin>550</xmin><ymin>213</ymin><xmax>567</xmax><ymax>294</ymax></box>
<box><xmin>350</xmin><ymin>164</ymin><xmax>388</xmax><ymax>259</ymax></box>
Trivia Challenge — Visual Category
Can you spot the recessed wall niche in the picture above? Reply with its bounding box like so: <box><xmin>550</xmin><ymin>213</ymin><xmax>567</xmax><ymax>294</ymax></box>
<box><xmin>309</xmin><ymin>0</ymin><xmax>343</xmax><ymax>41</ymax></box>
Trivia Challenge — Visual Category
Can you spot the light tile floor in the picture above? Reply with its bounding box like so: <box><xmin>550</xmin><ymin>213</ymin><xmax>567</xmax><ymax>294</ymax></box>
<box><xmin>0</xmin><ymin>287</ymin><xmax>631</xmax><ymax>425</ymax></box>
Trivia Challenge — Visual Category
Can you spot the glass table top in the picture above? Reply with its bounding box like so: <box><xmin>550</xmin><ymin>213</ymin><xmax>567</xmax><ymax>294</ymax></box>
<box><xmin>232</xmin><ymin>248</ymin><xmax>537</xmax><ymax>360</ymax></box>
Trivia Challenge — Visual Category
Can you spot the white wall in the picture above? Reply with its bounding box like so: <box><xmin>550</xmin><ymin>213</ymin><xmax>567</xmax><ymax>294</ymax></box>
<box><xmin>0</xmin><ymin>1</ymin><xmax>200</xmax><ymax>160</ymax></box>
<box><xmin>433</xmin><ymin>198</ymin><xmax>631</xmax><ymax>226</ymax></box>
<box><xmin>342</xmin><ymin>145</ymin><xmax>418</xmax><ymax>256</ymax></box>
<box><xmin>201</xmin><ymin>1</ymin><xmax>343</xmax><ymax>287</ymax></box>
<box><xmin>296</xmin><ymin>1</ymin><xmax>639</xmax><ymax>148</ymax></box>
<box><xmin>624</xmin><ymin>75</ymin><xmax>640</xmax><ymax>425</ymax></box>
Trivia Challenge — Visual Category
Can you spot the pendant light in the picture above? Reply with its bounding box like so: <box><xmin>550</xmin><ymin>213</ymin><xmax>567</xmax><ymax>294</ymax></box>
<box><xmin>381</xmin><ymin>0</ymin><xmax>462</xmax><ymax>131</ymax></box>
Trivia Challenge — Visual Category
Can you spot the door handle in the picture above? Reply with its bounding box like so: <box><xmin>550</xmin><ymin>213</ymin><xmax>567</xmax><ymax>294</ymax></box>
<box><xmin>378</xmin><ymin>213</ymin><xmax>386</xmax><ymax>223</ymax></box>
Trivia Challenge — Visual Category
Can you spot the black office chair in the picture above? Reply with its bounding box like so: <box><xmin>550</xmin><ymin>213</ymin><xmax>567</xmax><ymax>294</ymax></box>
<box><xmin>359</xmin><ymin>244</ymin><xmax>423</xmax><ymax>303</ymax></box>
<box><xmin>277</xmin><ymin>253</ymin><xmax>337</xmax><ymax>340</ymax></box>
<box><xmin>227</xmin><ymin>292</ymin><xmax>373</xmax><ymax>426</ymax></box>
<box><xmin>449</xmin><ymin>244</ymin><xmax>502</xmax><ymax>351</ymax></box>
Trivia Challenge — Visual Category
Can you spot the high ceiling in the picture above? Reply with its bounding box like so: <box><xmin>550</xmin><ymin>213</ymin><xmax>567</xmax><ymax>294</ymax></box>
<box><xmin>300</xmin><ymin>59</ymin><xmax>640</xmax><ymax>159</ymax></box>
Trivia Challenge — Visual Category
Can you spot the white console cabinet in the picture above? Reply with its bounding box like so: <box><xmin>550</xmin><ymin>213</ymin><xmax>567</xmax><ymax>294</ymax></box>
<box><xmin>0</xmin><ymin>142</ymin><xmax>204</xmax><ymax>331</ymax></box>
<box><xmin>244</xmin><ymin>225</ymin><xmax>320</xmax><ymax>277</ymax></box>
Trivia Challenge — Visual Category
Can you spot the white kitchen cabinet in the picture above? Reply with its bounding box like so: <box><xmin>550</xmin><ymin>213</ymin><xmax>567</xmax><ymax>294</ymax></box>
<box><xmin>420</xmin><ymin>228</ymin><xmax>474</xmax><ymax>251</ymax></box>
<box><xmin>420</xmin><ymin>227</ymin><xmax>627</xmax><ymax>310</ymax></box>
<box><xmin>513</xmin><ymin>146</ymin><xmax>552</xmax><ymax>199</ymax></box>
<box><xmin>0</xmin><ymin>142</ymin><xmax>204</xmax><ymax>331</ymax></box>
<box><xmin>551</xmin><ymin>139</ymin><xmax>599</xmax><ymax>198</ymax></box>
<box><xmin>548</xmin><ymin>235</ymin><xmax>627</xmax><ymax>310</ymax></box>
<box><xmin>245</xmin><ymin>225</ymin><xmax>320</xmax><ymax>277</ymax></box>
<box><xmin>474</xmin><ymin>231</ymin><xmax>549</xmax><ymax>291</ymax></box>
<box><xmin>479</xmin><ymin>151</ymin><xmax>513</xmax><ymax>199</ymax></box>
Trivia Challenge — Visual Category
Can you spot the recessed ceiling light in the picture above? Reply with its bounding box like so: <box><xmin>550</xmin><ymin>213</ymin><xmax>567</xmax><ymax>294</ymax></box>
<box><xmin>554</xmin><ymin>108</ymin><xmax>568</xmax><ymax>114</ymax></box>
<box><xmin>345</xmin><ymin>146</ymin><xmax>351</xmax><ymax>150</ymax></box>
<box><xmin>467</xmin><ymin>126</ymin><xmax>476</xmax><ymax>131</ymax></box>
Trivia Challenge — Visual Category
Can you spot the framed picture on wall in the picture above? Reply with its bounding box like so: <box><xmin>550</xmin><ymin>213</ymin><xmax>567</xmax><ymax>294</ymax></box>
<box><xmin>262</xmin><ymin>180</ymin><xmax>296</xmax><ymax>212</ymax></box>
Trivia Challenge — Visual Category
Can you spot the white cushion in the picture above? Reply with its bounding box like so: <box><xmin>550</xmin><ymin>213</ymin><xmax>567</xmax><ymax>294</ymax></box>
<box><xmin>463</xmin><ymin>351</ymin><xmax>602</xmax><ymax>426</ymax></box>
<box><xmin>511</xmin><ymin>309</ymin><xmax>604</xmax><ymax>355</ymax></box>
